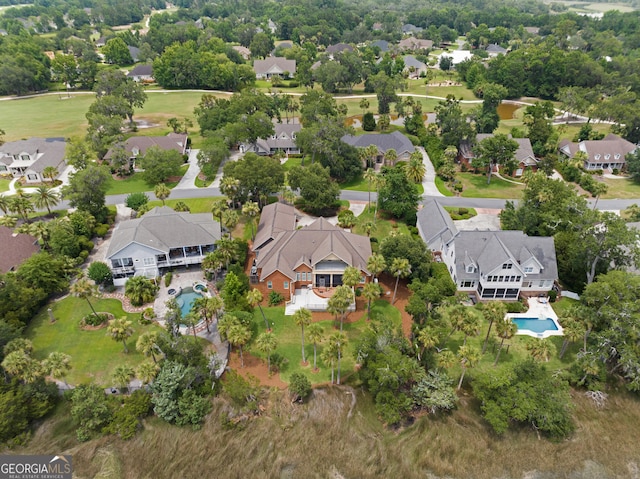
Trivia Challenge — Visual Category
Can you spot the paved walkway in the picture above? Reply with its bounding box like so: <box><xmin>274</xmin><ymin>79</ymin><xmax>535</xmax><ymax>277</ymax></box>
<box><xmin>418</xmin><ymin>146</ymin><xmax>443</xmax><ymax>197</ymax></box>
<box><xmin>173</xmin><ymin>149</ymin><xmax>200</xmax><ymax>190</ymax></box>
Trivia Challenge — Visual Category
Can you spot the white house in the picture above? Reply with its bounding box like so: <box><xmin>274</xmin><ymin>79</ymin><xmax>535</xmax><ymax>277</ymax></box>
<box><xmin>106</xmin><ymin>207</ymin><xmax>222</xmax><ymax>286</ymax></box>
<box><xmin>0</xmin><ymin>138</ymin><xmax>67</xmax><ymax>184</ymax></box>
<box><xmin>417</xmin><ymin>200</ymin><xmax>558</xmax><ymax>301</ymax></box>
<box><xmin>558</xmin><ymin>133</ymin><xmax>637</xmax><ymax>172</ymax></box>
<box><xmin>240</xmin><ymin>120</ymin><xmax>302</xmax><ymax>156</ymax></box>
<box><xmin>253</xmin><ymin>57</ymin><xmax>296</xmax><ymax>79</ymax></box>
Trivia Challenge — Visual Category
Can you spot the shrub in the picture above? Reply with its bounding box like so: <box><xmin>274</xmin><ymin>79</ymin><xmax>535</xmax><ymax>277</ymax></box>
<box><xmin>548</xmin><ymin>290</ymin><xmax>557</xmax><ymax>302</ymax></box>
<box><xmin>164</xmin><ymin>271</ymin><xmax>173</xmax><ymax>287</ymax></box>
<box><xmin>289</xmin><ymin>373</ymin><xmax>312</xmax><ymax>402</ymax></box>
<box><xmin>612</xmin><ymin>168</ymin><xmax>620</xmax><ymax>175</ymax></box>
<box><xmin>125</xmin><ymin>192</ymin><xmax>149</xmax><ymax>212</ymax></box>
<box><xmin>408</xmin><ymin>226</ymin><xmax>418</xmax><ymax>235</ymax></box>
<box><xmin>81</xmin><ymin>312</ymin><xmax>110</xmax><ymax>327</ymax></box>
<box><xmin>505</xmin><ymin>301</ymin><xmax>527</xmax><ymax>313</ymax></box>
<box><xmin>288</xmin><ymin>81</ymin><xmax>299</xmax><ymax>88</ymax></box>
<box><xmin>362</xmin><ymin>112</ymin><xmax>376</xmax><ymax>131</ymax></box>
<box><xmin>105</xmin><ymin>390</ymin><xmax>152</xmax><ymax>440</ymax></box>
<box><xmin>458</xmin><ymin>207</ymin><xmax>468</xmax><ymax>215</ymax></box>
<box><xmin>270</xmin><ymin>352</ymin><xmax>288</xmax><ymax>373</ymax></box>
<box><xmin>268</xmin><ymin>290</ymin><xmax>285</xmax><ymax>306</ymax></box>
<box><xmin>369</xmin><ymin>237</ymin><xmax>378</xmax><ymax>243</ymax></box>
<box><xmin>94</xmin><ymin>224</ymin><xmax>109</xmax><ymax>237</ymax></box>
<box><xmin>88</xmin><ymin>261</ymin><xmax>113</xmax><ymax>286</ymax></box>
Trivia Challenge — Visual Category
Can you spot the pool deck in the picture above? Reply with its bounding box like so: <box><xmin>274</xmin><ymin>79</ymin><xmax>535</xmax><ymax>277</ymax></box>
<box><xmin>507</xmin><ymin>297</ymin><xmax>564</xmax><ymax>338</ymax></box>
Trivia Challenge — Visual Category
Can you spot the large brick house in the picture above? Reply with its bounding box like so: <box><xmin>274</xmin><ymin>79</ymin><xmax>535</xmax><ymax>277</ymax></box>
<box><xmin>251</xmin><ymin>203</ymin><xmax>372</xmax><ymax>312</ymax></box>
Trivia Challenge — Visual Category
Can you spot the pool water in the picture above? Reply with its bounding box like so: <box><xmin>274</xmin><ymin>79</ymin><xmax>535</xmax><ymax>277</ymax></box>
<box><xmin>512</xmin><ymin>318</ymin><xmax>558</xmax><ymax>333</ymax></box>
<box><xmin>175</xmin><ymin>287</ymin><xmax>202</xmax><ymax>317</ymax></box>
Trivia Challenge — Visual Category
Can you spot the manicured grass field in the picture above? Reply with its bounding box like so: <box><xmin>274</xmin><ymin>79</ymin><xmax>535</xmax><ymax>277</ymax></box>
<box><xmin>458</xmin><ymin>172</ymin><xmax>524</xmax><ymax>199</ymax></box>
<box><xmin>0</xmin><ymin>178</ymin><xmax>11</xmax><ymax>193</ymax></box>
<box><xmin>247</xmin><ymin>300</ymin><xmax>401</xmax><ymax>385</ymax></box>
<box><xmin>26</xmin><ymin>296</ymin><xmax>163</xmax><ymax>385</ymax></box>
<box><xmin>146</xmin><ymin>196</ymin><xmax>222</xmax><ymax>213</ymax></box>
<box><xmin>435</xmin><ymin>176</ymin><xmax>455</xmax><ymax>196</ymax></box>
<box><xmin>352</xmin><ymin>207</ymin><xmax>412</xmax><ymax>244</ymax></box>
<box><xmin>105</xmin><ymin>166</ymin><xmax>188</xmax><ymax>195</ymax></box>
<box><xmin>601</xmin><ymin>177</ymin><xmax>640</xmax><ymax>199</ymax></box>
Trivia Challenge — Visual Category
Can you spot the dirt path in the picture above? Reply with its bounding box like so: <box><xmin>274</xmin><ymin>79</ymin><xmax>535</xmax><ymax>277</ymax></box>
<box><xmin>228</xmin><ymin>350</ymin><xmax>288</xmax><ymax>390</ymax></box>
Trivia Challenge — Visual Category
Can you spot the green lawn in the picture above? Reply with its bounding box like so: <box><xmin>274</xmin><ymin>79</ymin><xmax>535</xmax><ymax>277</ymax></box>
<box><xmin>0</xmin><ymin>178</ymin><xmax>11</xmax><ymax>193</ymax></box>
<box><xmin>0</xmin><ymin>91</ymin><xmax>209</xmax><ymax>142</ymax></box>
<box><xmin>352</xmin><ymin>207</ymin><xmax>412</xmax><ymax>243</ymax></box>
<box><xmin>601</xmin><ymin>177</ymin><xmax>640</xmax><ymax>199</ymax></box>
<box><xmin>435</xmin><ymin>176</ymin><xmax>455</xmax><ymax>196</ymax></box>
<box><xmin>146</xmin><ymin>196</ymin><xmax>222</xmax><ymax>213</ymax></box>
<box><xmin>248</xmin><ymin>300</ymin><xmax>401</xmax><ymax>385</ymax></box>
<box><xmin>106</xmin><ymin>165</ymin><xmax>188</xmax><ymax>195</ymax></box>
<box><xmin>26</xmin><ymin>296</ymin><xmax>163</xmax><ymax>385</ymax></box>
<box><xmin>458</xmin><ymin>172</ymin><xmax>524</xmax><ymax>199</ymax></box>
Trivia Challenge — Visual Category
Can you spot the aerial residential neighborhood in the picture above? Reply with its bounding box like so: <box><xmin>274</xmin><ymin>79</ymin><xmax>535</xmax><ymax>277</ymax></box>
<box><xmin>2</xmin><ymin>0</ymin><xmax>640</xmax><ymax>477</ymax></box>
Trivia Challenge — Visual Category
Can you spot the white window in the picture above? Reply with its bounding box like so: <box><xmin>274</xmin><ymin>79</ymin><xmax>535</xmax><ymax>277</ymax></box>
<box><xmin>296</xmin><ymin>272</ymin><xmax>300</xmax><ymax>281</ymax></box>
<box><xmin>284</xmin><ymin>281</ymin><xmax>289</xmax><ymax>289</ymax></box>
<box><xmin>539</xmin><ymin>280</ymin><xmax>546</xmax><ymax>287</ymax></box>
<box><xmin>615</xmin><ymin>154</ymin><xmax>621</xmax><ymax>160</ymax></box>
<box><xmin>20</xmin><ymin>154</ymin><xmax>30</xmax><ymax>161</ymax></box>
<box><xmin>267</xmin><ymin>281</ymin><xmax>273</xmax><ymax>289</ymax></box>
<box><xmin>594</xmin><ymin>154</ymin><xmax>601</xmax><ymax>160</ymax></box>
<box><xmin>605</xmin><ymin>154</ymin><xmax>611</xmax><ymax>160</ymax></box>
<box><xmin>524</xmin><ymin>266</ymin><xmax>533</xmax><ymax>273</ymax></box>
<box><xmin>466</xmin><ymin>265</ymin><xmax>474</xmax><ymax>273</ymax></box>
<box><xmin>143</xmin><ymin>257</ymin><xmax>155</xmax><ymax>266</ymax></box>
<box><xmin>27</xmin><ymin>174</ymin><xmax>38</xmax><ymax>180</ymax></box>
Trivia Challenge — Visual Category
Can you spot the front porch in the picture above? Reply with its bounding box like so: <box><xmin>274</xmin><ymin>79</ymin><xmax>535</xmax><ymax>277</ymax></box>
<box><xmin>284</xmin><ymin>287</ymin><xmax>356</xmax><ymax>315</ymax></box>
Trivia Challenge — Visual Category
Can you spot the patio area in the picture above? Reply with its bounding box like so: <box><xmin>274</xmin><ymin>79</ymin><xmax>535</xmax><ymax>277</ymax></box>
<box><xmin>506</xmin><ymin>297</ymin><xmax>564</xmax><ymax>339</ymax></box>
<box><xmin>284</xmin><ymin>287</ymin><xmax>356</xmax><ymax>315</ymax></box>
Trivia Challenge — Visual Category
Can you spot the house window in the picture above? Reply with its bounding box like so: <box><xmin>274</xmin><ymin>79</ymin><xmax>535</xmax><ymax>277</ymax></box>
<box><xmin>461</xmin><ymin>281</ymin><xmax>475</xmax><ymax>288</ymax></box>
<box><xmin>296</xmin><ymin>272</ymin><xmax>300</xmax><ymax>281</ymax></box>
<box><xmin>615</xmin><ymin>154</ymin><xmax>621</xmax><ymax>160</ymax></box>
<box><xmin>523</xmin><ymin>281</ymin><xmax>533</xmax><ymax>288</ymax></box>
<box><xmin>539</xmin><ymin>280</ymin><xmax>546</xmax><ymax>287</ymax></box>
<box><xmin>284</xmin><ymin>281</ymin><xmax>289</xmax><ymax>289</ymax></box>
<box><xmin>516</xmin><ymin>276</ymin><xmax>521</xmax><ymax>281</ymax></box>
<box><xmin>0</xmin><ymin>165</ymin><xmax>6</xmax><ymax>172</ymax></box>
<box><xmin>466</xmin><ymin>265</ymin><xmax>474</xmax><ymax>273</ymax></box>
<box><xmin>502</xmin><ymin>263</ymin><xmax>512</xmax><ymax>270</ymax></box>
<box><xmin>605</xmin><ymin>154</ymin><xmax>610</xmax><ymax>160</ymax></box>
<box><xmin>360</xmin><ymin>276</ymin><xmax>366</xmax><ymax>283</ymax></box>
<box><xmin>267</xmin><ymin>281</ymin><xmax>273</xmax><ymax>289</ymax></box>
<box><xmin>20</xmin><ymin>154</ymin><xmax>30</xmax><ymax>161</ymax></box>
<box><xmin>595</xmin><ymin>154</ymin><xmax>601</xmax><ymax>160</ymax></box>
<box><xmin>27</xmin><ymin>174</ymin><xmax>38</xmax><ymax>180</ymax></box>
<box><xmin>143</xmin><ymin>257</ymin><xmax>155</xmax><ymax>266</ymax></box>
<box><xmin>524</xmin><ymin>266</ymin><xmax>533</xmax><ymax>273</ymax></box>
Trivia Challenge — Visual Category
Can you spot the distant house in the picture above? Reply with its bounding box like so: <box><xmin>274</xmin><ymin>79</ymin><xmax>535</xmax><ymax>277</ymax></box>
<box><xmin>128</xmin><ymin>46</ymin><xmax>140</xmax><ymax>63</ymax></box>
<box><xmin>524</xmin><ymin>27</ymin><xmax>540</xmax><ymax>35</ymax></box>
<box><xmin>398</xmin><ymin>38</ymin><xmax>433</xmax><ymax>52</ymax></box>
<box><xmin>371</xmin><ymin>40</ymin><xmax>390</xmax><ymax>52</ymax></box>
<box><xmin>326</xmin><ymin>43</ymin><xmax>354</xmax><ymax>56</ymax></box>
<box><xmin>402</xmin><ymin>24</ymin><xmax>423</xmax><ymax>35</ymax></box>
<box><xmin>106</xmin><ymin>207</ymin><xmax>221</xmax><ymax>286</ymax></box>
<box><xmin>372</xmin><ymin>22</ymin><xmax>383</xmax><ymax>31</ymax></box>
<box><xmin>127</xmin><ymin>64</ymin><xmax>153</xmax><ymax>82</ymax></box>
<box><xmin>103</xmin><ymin>133</ymin><xmax>188</xmax><ymax>169</ymax></box>
<box><xmin>402</xmin><ymin>55</ymin><xmax>427</xmax><ymax>79</ymax></box>
<box><xmin>459</xmin><ymin>134</ymin><xmax>537</xmax><ymax>177</ymax></box>
<box><xmin>558</xmin><ymin>133</ymin><xmax>637</xmax><ymax>172</ymax></box>
<box><xmin>417</xmin><ymin>200</ymin><xmax>558</xmax><ymax>301</ymax></box>
<box><xmin>232</xmin><ymin>45</ymin><xmax>251</xmax><ymax>60</ymax></box>
<box><xmin>0</xmin><ymin>138</ymin><xmax>67</xmax><ymax>184</ymax></box>
<box><xmin>251</xmin><ymin>203</ymin><xmax>372</xmax><ymax>311</ymax></box>
<box><xmin>486</xmin><ymin>44</ymin><xmax>508</xmax><ymax>56</ymax></box>
<box><xmin>341</xmin><ymin>131</ymin><xmax>416</xmax><ymax>167</ymax></box>
<box><xmin>436</xmin><ymin>50</ymin><xmax>473</xmax><ymax>67</ymax></box>
<box><xmin>240</xmin><ymin>120</ymin><xmax>301</xmax><ymax>156</ymax></box>
<box><xmin>0</xmin><ymin>226</ymin><xmax>39</xmax><ymax>273</ymax></box>
<box><xmin>95</xmin><ymin>36</ymin><xmax>107</xmax><ymax>47</ymax></box>
<box><xmin>253</xmin><ymin>57</ymin><xmax>296</xmax><ymax>79</ymax></box>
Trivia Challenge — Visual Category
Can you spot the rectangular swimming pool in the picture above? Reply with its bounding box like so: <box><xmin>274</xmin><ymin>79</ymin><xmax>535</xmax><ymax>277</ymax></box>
<box><xmin>512</xmin><ymin>318</ymin><xmax>559</xmax><ymax>333</ymax></box>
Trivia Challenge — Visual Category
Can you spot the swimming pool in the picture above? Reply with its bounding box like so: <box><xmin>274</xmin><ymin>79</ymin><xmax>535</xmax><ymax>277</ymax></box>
<box><xmin>513</xmin><ymin>318</ymin><xmax>558</xmax><ymax>333</ymax></box>
<box><xmin>175</xmin><ymin>287</ymin><xmax>202</xmax><ymax>317</ymax></box>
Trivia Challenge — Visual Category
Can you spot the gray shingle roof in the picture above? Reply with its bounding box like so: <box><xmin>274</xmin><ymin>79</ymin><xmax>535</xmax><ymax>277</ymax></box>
<box><xmin>326</xmin><ymin>43</ymin><xmax>354</xmax><ymax>54</ymax></box>
<box><xmin>104</xmin><ymin>133</ymin><xmax>187</xmax><ymax>160</ymax></box>
<box><xmin>0</xmin><ymin>138</ymin><xmax>66</xmax><ymax>175</ymax></box>
<box><xmin>253</xmin><ymin>57</ymin><xmax>296</xmax><ymax>75</ymax></box>
<box><xmin>371</xmin><ymin>40</ymin><xmax>390</xmax><ymax>52</ymax></box>
<box><xmin>127</xmin><ymin>64</ymin><xmax>153</xmax><ymax>77</ymax></box>
<box><xmin>558</xmin><ymin>134</ymin><xmax>636</xmax><ymax>165</ymax></box>
<box><xmin>106</xmin><ymin>207</ymin><xmax>221</xmax><ymax>258</ymax></box>
<box><xmin>417</xmin><ymin>199</ymin><xmax>458</xmax><ymax>249</ymax></box>
<box><xmin>0</xmin><ymin>226</ymin><xmax>39</xmax><ymax>273</ymax></box>
<box><xmin>341</xmin><ymin>131</ymin><xmax>415</xmax><ymax>156</ymax></box>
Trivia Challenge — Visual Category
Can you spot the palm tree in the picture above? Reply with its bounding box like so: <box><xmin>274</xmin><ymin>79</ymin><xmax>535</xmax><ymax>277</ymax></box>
<box><xmin>222</xmin><ymin>209</ymin><xmax>240</xmax><ymax>238</ymax></box>
<box><xmin>437</xmin><ymin>349</ymin><xmax>456</xmax><ymax>370</ymax></box>
<box><xmin>293</xmin><ymin>308</ymin><xmax>312</xmax><ymax>364</ymax></box>
<box><xmin>202</xmin><ymin>251</ymin><xmax>224</xmax><ymax>281</ymax></box>
<box><xmin>405</xmin><ymin>151</ymin><xmax>426</xmax><ymax>183</ymax></box>
<box><xmin>193</xmin><ymin>296</ymin><xmax>221</xmax><ymax>333</ymax></box>
<box><xmin>154</xmin><ymin>183</ymin><xmax>171</xmax><ymax>206</ymax></box>
<box><xmin>215</xmin><ymin>237</ymin><xmax>236</xmax><ymax>270</ymax></box>
<box><xmin>329</xmin><ymin>331</ymin><xmax>347</xmax><ymax>385</ymax></box>
<box><xmin>361</xmin><ymin>221</ymin><xmax>376</xmax><ymax>237</ymax></box>
<box><xmin>307</xmin><ymin>323</ymin><xmax>324</xmax><ymax>371</ymax></box>
<box><xmin>371</xmin><ymin>174</ymin><xmax>386</xmax><ymax>223</ymax></box>
<box><xmin>327</xmin><ymin>285</ymin><xmax>353</xmax><ymax>331</ymax></box>
<box><xmin>42</xmin><ymin>166</ymin><xmax>58</xmax><ymax>182</ymax></box>
<box><xmin>43</xmin><ymin>351</ymin><xmax>71</xmax><ymax>387</ymax></box>
<box><xmin>363</xmin><ymin>168</ymin><xmax>377</xmax><ymax>212</ymax></box>
<box><xmin>494</xmin><ymin>318</ymin><xmax>518</xmax><ymax>366</ymax></box>
<box><xmin>559</xmin><ymin>315</ymin><xmax>585</xmax><ymax>359</ymax></box>
<box><xmin>183</xmin><ymin>312</ymin><xmax>200</xmax><ymax>341</ymax></box>
<box><xmin>256</xmin><ymin>331</ymin><xmax>278</xmax><ymax>375</ymax></box>
<box><xmin>390</xmin><ymin>257</ymin><xmax>411</xmax><ymax>304</ymax></box>
<box><xmin>0</xmin><ymin>215</ymin><xmax>17</xmax><ymax>228</ymax></box>
<box><xmin>137</xmin><ymin>361</ymin><xmax>160</xmax><ymax>385</ymax></box>
<box><xmin>107</xmin><ymin>317</ymin><xmax>134</xmax><ymax>353</ymax></box>
<box><xmin>367</xmin><ymin>254</ymin><xmax>386</xmax><ymax>282</ymax></box>
<box><xmin>282</xmin><ymin>188</ymin><xmax>296</xmax><ymax>205</ymax></box>
<box><xmin>220</xmin><ymin>176</ymin><xmax>240</xmax><ymax>208</ymax></box>
<box><xmin>70</xmin><ymin>276</ymin><xmax>102</xmax><ymax>324</ymax></box>
<box><xmin>359</xmin><ymin>98</ymin><xmax>370</xmax><ymax>116</ymax></box>
<box><xmin>136</xmin><ymin>331</ymin><xmax>160</xmax><ymax>363</ymax></box>
<box><xmin>321</xmin><ymin>341</ymin><xmax>337</xmax><ymax>384</ymax></box>
<box><xmin>442</xmin><ymin>304</ymin><xmax>468</xmax><ymax>340</ymax></box>
<box><xmin>384</xmin><ymin>148</ymin><xmax>398</xmax><ymax>167</ymax></box>
<box><xmin>112</xmin><ymin>364</ymin><xmax>135</xmax><ymax>393</ymax></box>
<box><xmin>416</xmin><ymin>327</ymin><xmax>438</xmax><ymax>362</ymax></box>
<box><xmin>526</xmin><ymin>338</ymin><xmax>553</xmax><ymax>362</ymax></box>
<box><xmin>247</xmin><ymin>288</ymin><xmax>269</xmax><ymax>330</ymax></box>
<box><xmin>0</xmin><ymin>194</ymin><xmax>10</xmax><ymax>214</ymax></box>
<box><xmin>460</xmin><ymin>310</ymin><xmax>482</xmax><ymax>346</ymax></box>
<box><xmin>227</xmin><ymin>322</ymin><xmax>251</xmax><ymax>367</ymax></box>
<box><xmin>32</xmin><ymin>185</ymin><xmax>61</xmax><ymax>215</ymax></box>
<box><xmin>362</xmin><ymin>282</ymin><xmax>381</xmax><ymax>320</ymax></box>
<box><xmin>482</xmin><ymin>302</ymin><xmax>507</xmax><ymax>354</ymax></box>
<box><xmin>173</xmin><ymin>201</ymin><xmax>190</xmax><ymax>212</ymax></box>
<box><xmin>591</xmin><ymin>182</ymin><xmax>608</xmax><ymax>210</ymax></box>
<box><xmin>242</xmin><ymin>201</ymin><xmax>260</xmax><ymax>240</ymax></box>
<box><xmin>457</xmin><ymin>345</ymin><xmax>481</xmax><ymax>390</ymax></box>
<box><xmin>10</xmin><ymin>195</ymin><xmax>34</xmax><ymax>222</ymax></box>
<box><xmin>1</xmin><ymin>350</ymin><xmax>42</xmax><ymax>383</ymax></box>
<box><xmin>124</xmin><ymin>276</ymin><xmax>157</xmax><ymax>306</ymax></box>
<box><xmin>211</xmin><ymin>197</ymin><xmax>228</xmax><ymax>225</ymax></box>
